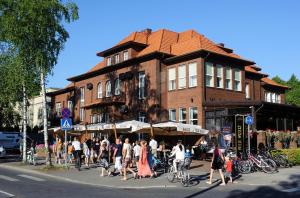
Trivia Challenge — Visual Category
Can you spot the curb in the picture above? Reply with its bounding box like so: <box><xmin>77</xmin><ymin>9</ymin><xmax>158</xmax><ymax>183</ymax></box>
<box><xmin>0</xmin><ymin>164</ymin><xmax>177</xmax><ymax>189</ymax></box>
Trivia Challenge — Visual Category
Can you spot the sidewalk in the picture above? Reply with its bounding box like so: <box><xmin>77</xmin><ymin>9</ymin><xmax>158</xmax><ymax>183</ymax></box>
<box><xmin>1</xmin><ymin>158</ymin><xmax>299</xmax><ymax>189</ymax></box>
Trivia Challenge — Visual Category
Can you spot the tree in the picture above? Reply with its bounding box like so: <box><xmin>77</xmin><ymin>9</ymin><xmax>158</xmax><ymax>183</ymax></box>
<box><xmin>0</xmin><ymin>0</ymin><xmax>79</xmax><ymax>165</ymax></box>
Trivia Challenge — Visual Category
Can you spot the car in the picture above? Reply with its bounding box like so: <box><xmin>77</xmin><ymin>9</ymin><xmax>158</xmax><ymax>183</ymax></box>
<box><xmin>0</xmin><ymin>146</ymin><xmax>6</xmax><ymax>158</ymax></box>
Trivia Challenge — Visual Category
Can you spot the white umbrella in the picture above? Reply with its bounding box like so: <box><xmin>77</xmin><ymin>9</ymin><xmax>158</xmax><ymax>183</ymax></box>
<box><xmin>153</xmin><ymin>122</ymin><xmax>208</xmax><ymax>135</ymax></box>
<box><xmin>115</xmin><ymin>120</ymin><xmax>150</xmax><ymax>132</ymax></box>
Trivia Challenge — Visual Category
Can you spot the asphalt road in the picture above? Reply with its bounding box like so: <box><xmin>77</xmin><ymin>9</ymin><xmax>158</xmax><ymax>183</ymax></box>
<box><xmin>0</xmin><ymin>167</ymin><xmax>299</xmax><ymax>198</ymax></box>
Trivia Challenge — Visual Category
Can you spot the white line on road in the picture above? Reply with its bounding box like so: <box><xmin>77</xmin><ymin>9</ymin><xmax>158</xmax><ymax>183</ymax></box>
<box><xmin>282</xmin><ymin>187</ymin><xmax>300</xmax><ymax>193</ymax></box>
<box><xmin>18</xmin><ymin>174</ymin><xmax>45</xmax><ymax>182</ymax></box>
<box><xmin>0</xmin><ymin>175</ymin><xmax>19</xmax><ymax>182</ymax></box>
<box><xmin>0</xmin><ymin>190</ymin><xmax>15</xmax><ymax>197</ymax></box>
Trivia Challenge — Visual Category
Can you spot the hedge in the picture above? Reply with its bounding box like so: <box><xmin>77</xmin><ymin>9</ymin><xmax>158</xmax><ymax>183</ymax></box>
<box><xmin>271</xmin><ymin>149</ymin><xmax>300</xmax><ymax>165</ymax></box>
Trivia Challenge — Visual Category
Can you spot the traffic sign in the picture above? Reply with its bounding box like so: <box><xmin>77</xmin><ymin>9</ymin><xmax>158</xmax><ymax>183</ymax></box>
<box><xmin>62</xmin><ymin>108</ymin><xmax>71</xmax><ymax>118</ymax></box>
<box><xmin>245</xmin><ymin>115</ymin><xmax>254</xmax><ymax>125</ymax></box>
<box><xmin>61</xmin><ymin>118</ymin><xmax>72</xmax><ymax>130</ymax></box>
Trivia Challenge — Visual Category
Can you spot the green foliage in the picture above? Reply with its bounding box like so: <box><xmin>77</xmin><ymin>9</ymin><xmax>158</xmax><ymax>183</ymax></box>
<box><xmin>272</xmin><ymin>74</ymin><xmax>300</xmax><ymax>107</ymax></box>
<box><xmin>271</xmin><ymin>149</ymin><xmax>300</xmax><ymax>165</ymax></box>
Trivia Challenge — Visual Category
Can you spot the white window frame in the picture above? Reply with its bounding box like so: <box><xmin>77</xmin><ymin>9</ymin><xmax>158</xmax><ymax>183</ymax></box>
<box><xmin>189</xmin><ymin>62</ymin><xmax>197</xmax><ymax>87</ymax></box>
<box><xmin>178</xmin><ymin>65</ymin><xmax>186</xmax><ymax>89</ymax></box>
<box><xmin>225</xmin><ymin>67</ymin><xmax>232</xmax><ymax>90</ymax></box>
<box><xmin>98</xmin><ymin>114</ymin><xmax>103</xmax><ymax>123</ymax></box>
<box><xmin>138</xmin><ymin>112</ymin><xmax>146</xmax><ymax>123</ymax></box>
<box><xmin>106</xmin><ymin>80</ymin><xmax>112</xmax><ymax>97</ymax></box>
<box><xmin>216</xmin><ymin>64</ymin><xmax>223</xmax><ymax>88</ymax></box>
<box><xmin>276</xmin><ymin>94</ymin><xmax>281</xmax><ymax>104</ymax></box>
<box><xmin>107</xmin><ymin>57</ymin><xmax>112</xmax><ymax>66</ymax></box>
<box><xmin>67</xmin><ymin>100</ymin><xmax>73</xmax><ymax>113</ymax></box>
<box><xmin>123</xmin><ymin>51</ymin><xmax>128</xmax><ymax>61</ymax></box>
<box><xmin>272</xmin><ymin>93</ymin><xmax>276</xmax><ymax>103</ymax></box>
<box><xmin>80</xmin><ymin>87</ymin><xmax>85</xmax><ymax>104</ymax></box>
<box><xmin>189</xmin><ymin>107</ymin><xmax>198</xmax><ymax>125</ymax></box>
<box><xmin>168</xmin><ymin>68</ymin><xmax>176</xmax><ymax>91</ymax></box>
<box><xmin>79</xmin><ymin>108</ymin><xmax>84</xmax><ymax>121</ymax></box>
<box><xmin>234</xmin><ymin>68</ymin><xmax>242</xmax><ymax>91</ymax></box>
<box><xmin>245</xmin><ymin>83</ymin><xmax>250</xmax><ymax>99</ymax></box>
<box><xmin>115</xmin><ymin>54</ymin><xmax>120</xmax><ymax>64</ymax></box>
<box><xmin>205</xmin><ymin>62</ymin><xmax>214</xmax><ymax>87</ymax></box>
<box><xmin>179</xmin><ymin>108</ymin><xmax>187</xmax><ymax>124</ymax></box>
<box><xmin>97</xmin><ymin>82</ymin><xmax>102</xmax><ymax>98</ymax></box>
<box><xmin>114</xmin><ymin>78</ymin><xmax>121</xmax><ymax>95</ymax></box>
<box><xmin>169</xmin><ymin>109</ymin><xmax>176</xmax><ymax>122</ymax></box>
<box><xmin>55</xmin><ymin>102</ymin><xmax>61</xmax><ymax>117</ymax></box>
<box><xmin>138</xmin><ymin>72</ymin><xmax>145</xmax><ymax>99</ymax></box>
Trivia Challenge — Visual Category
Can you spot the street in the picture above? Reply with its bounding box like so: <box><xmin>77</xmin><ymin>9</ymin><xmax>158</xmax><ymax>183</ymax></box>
<box><xmin>0</xmin><ymin>166</ymin><xmax>299</xmax><ymax>198</ymax></box>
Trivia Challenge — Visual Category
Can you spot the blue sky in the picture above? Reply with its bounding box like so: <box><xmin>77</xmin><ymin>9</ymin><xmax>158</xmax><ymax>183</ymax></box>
<box><xmin>48</xmin><ymin>0</ymin><xmax>300</xmax><ymax>88</ymax></box>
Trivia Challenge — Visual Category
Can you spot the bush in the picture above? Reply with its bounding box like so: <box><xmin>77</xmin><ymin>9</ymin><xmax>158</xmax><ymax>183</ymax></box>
<box><xmin>271</xmin><ymin>149</ymin><xmax>300</xmax><ymax>165</ymax></box>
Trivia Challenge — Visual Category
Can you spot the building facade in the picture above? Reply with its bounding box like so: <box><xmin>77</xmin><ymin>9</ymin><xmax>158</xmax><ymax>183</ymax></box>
<box><xmin>48</xmin><ymin>28</ymin><xmax>300</xmax><ymax>133</ymax></box>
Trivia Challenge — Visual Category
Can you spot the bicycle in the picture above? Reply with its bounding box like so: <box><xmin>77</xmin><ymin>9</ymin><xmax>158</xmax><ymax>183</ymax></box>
<box><xmin>167</xmin><ymin>157</ymin><xmax>191</xmax><ymax>187</ymax></box>
<box><xmin>27</xmin><ymin>149</ymin><xmax>37</xmax><ymax>166</ymax></box>
<box><xmin>247</xmin><ymin>152</ymin><xmax>277</xmax><ymax>174</ymax></box>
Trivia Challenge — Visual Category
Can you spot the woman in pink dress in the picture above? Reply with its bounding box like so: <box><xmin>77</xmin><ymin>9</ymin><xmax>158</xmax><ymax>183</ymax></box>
<box><xmin>138</xmin><ymin>140</ymin><xmax>153</xmax><ymax>178</ymax></box>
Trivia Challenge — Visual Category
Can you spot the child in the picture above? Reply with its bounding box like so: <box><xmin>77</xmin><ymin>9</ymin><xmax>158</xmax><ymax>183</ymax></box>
<box><xmin>98</xmin><ymin>142</ymin><xmax>111</xmax><ymax>177</ymax></box>
<box><xmin>224</xmin><ymin>156</ymin><xmax>233</xmax><ymax>183</ymax></box>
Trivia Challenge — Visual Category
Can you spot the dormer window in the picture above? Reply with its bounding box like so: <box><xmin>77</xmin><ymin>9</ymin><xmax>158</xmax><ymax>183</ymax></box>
<box><xmin>115</xmin><ymin>54</ymin><xmax>120</xmax><ymax>64</ymax></box>
<box><xmin>107</xmin><ymin>57</ymin><xmax>112</xmax><ymax>66</ymax></box>
<box><xmin>123</xmin><ymin>51</ymin><xmax>128</xmax><ymax>61</ymax></box>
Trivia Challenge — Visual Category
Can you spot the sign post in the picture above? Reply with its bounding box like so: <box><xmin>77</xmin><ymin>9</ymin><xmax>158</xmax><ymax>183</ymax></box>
<box><xmin>245</xmin><ymin>115</ymin><xmax>254</xmax><ymax>155</ymax></box>
<box><xmin>61</xmin><ymin>108</ymin><xmax>72</xmax><ymax>167</ymax></box>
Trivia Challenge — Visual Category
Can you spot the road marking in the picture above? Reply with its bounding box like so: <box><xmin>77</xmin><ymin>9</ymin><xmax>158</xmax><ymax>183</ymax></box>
<box><xmin>282</xmin><ymin>187</ymin><xmax>300</xmax><ymax>193</ymax></box>
<box><xmin>0</xmin><ymin>190</ymin><xmax>15</xmax><ymax>197</ymax></box>
<box><xmin>18</xmin><ymin>174</ymin><xmax>45</xmax><ymax>182</ymax></box>
<box><xmin>0</xmin><ymin>175</ymin><xmax>19</xmax><ymax>182</ymax></box>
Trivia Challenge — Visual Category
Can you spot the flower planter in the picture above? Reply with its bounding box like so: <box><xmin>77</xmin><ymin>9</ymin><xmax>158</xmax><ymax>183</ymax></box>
<box><xmin>275</xmin><ymin>141</ymin><xmax>282</xmax><ymax>149</ymax></box>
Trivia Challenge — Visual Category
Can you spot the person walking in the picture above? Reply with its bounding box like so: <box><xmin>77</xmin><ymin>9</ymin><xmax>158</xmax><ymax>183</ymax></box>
<box><xmin>149</xmin><ymin>137</ymin><xmax>158</xmax><ymax>158</ymax></box>
<box><xmin>93</xmin><ymin>138</ymin><xmax>101</xmax><ymax>162</ymax></box>
<box><xmin>112</xmin><ymin>138</ymin><xmax>123</xmax><ymax>176</ymax></box>
<box><xmin>224</xmin><ymin>156</ymin><xmax>233</xmax><ymax>183</ymax></box>
<box><xmin>67</xmin><ymin>141</ymin><xmax>74</xmax><ymax>164</ymax></box>
<box><xmin>207</xmin><ymin>144</ymin><xmax>226</xmax><ymax>186</ymax></box>
<box><xmin>83</xmin><ymin>139</ymin><xmax>90</xmax><ymax>168</ymax></box>
<box><xmin>72</xmin><ymin>137</ymin><xmax>82</xmax><ymax>171</ymax></box>
<box><xmin>98</xmin><ymin>142</ymin><xmax>111</xmax><ymax>177</ymax></box>
<box><xmin>138</xmin><ymin>140</ymin><xmax>153</xmax><ymax>178</ymax></box>
<box><xmin>122</xmin><ymin>138</ymin><xmax>136</xmax><ymax>180</ymax></box>
<box><xmin>170</xmin><ymin>140</ymin><xmax>185</xmax><ymax>173</ymax></box>
<box><xmin>133</xmin><ymin>141</ymin><xmax>141</xmax><ymax>170</ymax></box>
<box><xmin>56</xmin><ymin>138</ymin><xmax>63</xmax><ymax>165</ymax></box>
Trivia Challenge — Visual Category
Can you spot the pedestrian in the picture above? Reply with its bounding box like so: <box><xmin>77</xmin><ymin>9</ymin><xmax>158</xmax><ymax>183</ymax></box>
<box><xmin>206</xmin><ymin>144</ymin><xmax>226</xmax><ymax>186</ymax></box>
<box><xmin>83</xmin><ymin>139</ymin><xmax>90</xmax><ymax>168</ymax></box>
<box><xmin>56</xmin><ymin>138</ymin><xmax>63</xmax><ymax>165</ymax></box>
<box><xmin>98</xmin><ymin>142</ymin><xmax>111</xmax><ymax>177</ymax></box>
<box><xmin>112</xmin><ymin>138</ymin><xmax>123</xmax><ymax>176</ymax></box>
<box><xmin>224</xmin><ymin>156</ymin><xmax>233</xmax><ymax>184</ymax></box>
<box><xmin>149</xmin><ymin>137</ymin><xmax>158</xmax><ymax>158</ymax></box>
<box><xmin>138</xmin><ymin>140</ymin><xmax>153</xmax><ymax>178</ymax></box>
<box><xmin>199</xmin><ymin>137</ymin><xmax>207</xmax><ymax>160</ymax></box>
<box><xmin>93</xmin><ymin>137</ymin><xmax>101</xmax><ymax>162</ymax></box>
<box><xmin>170</xmin><ymin>140</ymin><xmax>185</xmax><ymax>173</ymax></box>
<box><xmin>72</xmin><ymin>137</ymin><xmax>82</xmax><ymax>171</ymax></box>
<box><xmin>67</xmin><ymin>141</ymin><xmax>74</xmax><ymax>164</ymax></box>
<box><xmin>133</xmin><ymin>141</ymin><xmax>141</xmax><ymax>169</ymax></box>
<box><xmin>122</xmin><ymin>138</ymin><xmax>136</xmax><ymax>180</ymax></box>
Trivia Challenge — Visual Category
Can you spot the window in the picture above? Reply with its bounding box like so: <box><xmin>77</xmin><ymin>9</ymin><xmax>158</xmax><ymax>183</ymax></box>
<box><xmin>234</xmin><ymin>69</ymin><xmax>242</xmax><ymax>91</ymax></box>
<box><xmin>55</xmin><ymin>103</ymin><xmax>61</xmax><ymax>117</ymax></box>
<box><xmin>169</xmin><ymin>109</ymin><xmax>176</xmax><ymax>122</ymax></box>
<box><xmin>80</xmin><ymin>87</ymin><xmax>85</xmax><ymax>104</ymax></box>
<box><xmin>272</xmin><ymin>93</ymin><xmax>276</xmax><ymax>103</ymax></box>
<box><xmin>205</xmin><ymin>62</ymin><xmax>214</xmax><ymax>87</ymax></box>
<box><xmin>265</xmin><ymin>92</ymin><xmax>271</xmax><ymax>102</ymax></box>
<box><xmin>138</xmin><ymin>112</ymin><xmax>146</xmax><ymax>123</ymax></box>
<box><xmin>67</xmin><ymin>101</ymin><xmax>73</xmax><ymax>113</ymax></box>
<box><xmin>106</xmin><ymin>81</ymin><xmax>112</xmax><ymax>97</ymax></box>
<box><xmin>38</xmin><ymin>108</ymin><xmax>43</xmax><ymax>119</ymax></box>
<box><xmin>80</xmin><ymin>108</ymin><xmax>84</xmax><ymax>121</ymax></box>
<box><xmin>276</xmin><ymin>94</ymin><xmax>281</xmax><ymax>103</ymax></box>
<box><xmin>216</xmin><ymin>65</ymin><xmax>223</xmax><ymax>88</ymax></box>
<box><xmin>114</xmin><ymin>54</ymin><xmax>120</xmax><ymax>64</ymax></box>
<box><xmin>104</xmin><ymin>113</ymin><xmax>110</xmax><ymax>123</ymax></box>
<box><xmin>107</xmin><ymin>57</ymin><xmax>111</xmax><ymax>66</ymax></box>
<box><xmin>168</xmin><ymin>68</ymin><xmax>176</xmax><ymax>90</ymax></box>
<box><xmin>97</xmin><ymin>82</ymin><xmax>102</xmax><ymax>98</ymax></box>
<box><xmin>98</xmin><ymin>114</ymin><xmax>104</xmax><ymax>123</ymax></box>
<box><xmin>91</xmin><ymin>114</ymin><xmax>98</xmax><ymax>124</ymax></box>
<box><xmin>189</xmin><ymin>62</ymin><xmax>197</xmax><ymax>87</ymax></box>
<box><xmin>178</xmin><ymin>65</ymin><xmax>186</xmax><ymax>89</ymax></box>
<box><xmin>189</xmin><ymin>107</ymin><xmax>198</xmax><ymax>125</ymax></box>
<box><xmin>123</xmin><ymin>51</ymin><xmax>128</xmax><ymax>61</ymax></box>
<box><xmin>179</xmin><ymin>108</ymin><xmax>187</xmax><ymax>124</ymax></box>
<box><xmin>114</xmin><ymin>78</ymin><xmax>121</xmax><ymax>95</ymax></box>
<box><xmin>138</xmin><ymin>72</ymin><xmax>145</xmax><ymax>99</ymax></box>
<box><xmin>225</xmin><ymin>67</ymin><xmax>232</xmax><ymax>90</ymax></box>
<box><xmin>245</xmin><ymin>83</ymin><xmax>250</xmax><ymax>99</ymax></box>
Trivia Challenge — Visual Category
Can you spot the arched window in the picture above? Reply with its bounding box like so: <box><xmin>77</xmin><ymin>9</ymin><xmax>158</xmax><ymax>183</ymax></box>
<box><xmin>97</xmin><ymin>82</ymin><xmax>102</xmax><ymax>98</ymax></box>
<box><xmin>106</xmin><ymin>80</ymin><xmax>111</xmax><ymax>97</ymax></box>
<box><xmin>114</xmin><ymin>78</ymin><xmax>121</xmax><ymax>95</ymax></box>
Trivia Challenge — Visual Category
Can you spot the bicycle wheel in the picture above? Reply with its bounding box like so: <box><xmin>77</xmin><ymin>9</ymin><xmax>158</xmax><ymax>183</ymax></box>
<box><xmin>238</xmin><ymin>160</ymin><xmax>252</xmax><ymax>174</ymax></box>
<box><xmin>181</xmin><ymin>171</ymin><xmax>190</xmax><ymax>187</ymax></box>
<box><xmin>167</xmin><ymin>166</ymin><xmax>176</xmax><ymax>183</ymax></box>
<box><xmin>276</xmin><ymin>155</ymin><xmax>289</xmax><ymax>168</ymax></box>
<box><xmin>261</xmin><ymin>159</ymin><xmax>277</xmax><ymax>174</ymax></box>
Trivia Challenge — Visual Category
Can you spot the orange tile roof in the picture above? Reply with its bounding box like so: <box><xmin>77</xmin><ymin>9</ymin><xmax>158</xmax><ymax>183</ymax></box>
<box><xmin>115</xmin><ymin>29</ymin><xmax>250</xmax><ymax>61</ymax></box>
<box><xmin>262</xmin><ymin>77</ymin><xmax>289</xmax><ymax>89</ymax></box>
<box><xmin>245</xmin><ymin>66</ymin><xmax>261</xmax><ymax>74</ymax></box>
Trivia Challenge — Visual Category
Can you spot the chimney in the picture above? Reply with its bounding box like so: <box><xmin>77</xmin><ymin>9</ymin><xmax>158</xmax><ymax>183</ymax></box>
<box><xmin>218</xmin><ymin>43</ymin><xmax>225</xmax><ymax>47</ymax></box>
<box><xmin>141</xmin><ymin>28</ymin><xmax>152</xmax><ymax>35</ymax></box>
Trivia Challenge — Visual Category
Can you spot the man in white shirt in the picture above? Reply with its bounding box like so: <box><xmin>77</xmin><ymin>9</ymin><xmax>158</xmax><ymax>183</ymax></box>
<box><xmin>149</xmin><ymin>137</ymin><xmax>158</xmax><ymax>158</ymax></box>
<box><xmin>72</xmin><ymin>137</ymin><xmax>82</xmax><ymax>171</ymax></box>
<box><xmin>170</xmin><ymin>140</ymin><xmax>185</xmax><ymax>173</ymax></box>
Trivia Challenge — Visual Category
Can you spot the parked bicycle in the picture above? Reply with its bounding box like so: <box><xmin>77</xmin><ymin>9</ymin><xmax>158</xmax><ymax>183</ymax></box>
<box><xmin>27</xmin><ymin>149</ymin><xmax>37</xmax><ymax>166</ymax></box>
<box><xmin>260</xmin><ymin>148</ymin><xmax>291</xmax><ymax>168</ymax></box>
<box><xmin>167</xmin><ymin>157</ymin><xmax>191</xmax><ymax>187</ymax></box>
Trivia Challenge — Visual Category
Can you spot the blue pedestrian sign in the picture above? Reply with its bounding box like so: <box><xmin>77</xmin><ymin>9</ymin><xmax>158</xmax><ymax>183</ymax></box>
<box><xmin>61</xmin><ymin>118</ymin><xmax>72</xmax><ymax>130</ymax></box>
<box><xmin>245</xmin><ymin>116</ymin><xmax>254</xmax><ymax>125</ymax></box>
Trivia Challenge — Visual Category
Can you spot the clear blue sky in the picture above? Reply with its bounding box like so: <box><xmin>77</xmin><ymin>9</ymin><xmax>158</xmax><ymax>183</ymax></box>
<box><xmin>47</xmin><ymin>0</ymin><xmax>300</xmax><ymax>88</ymax></box>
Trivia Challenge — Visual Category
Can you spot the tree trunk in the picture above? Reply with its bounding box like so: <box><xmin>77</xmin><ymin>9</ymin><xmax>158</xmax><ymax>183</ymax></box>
<box><xmin>41</xmin><ymin>71</ymin><xmax>51</xmax><ymax>166</ymax></box>
<box><xmin>22</xmin><ymin>84</ymin><xmax>27</xmax><ymax>163</ymax></box>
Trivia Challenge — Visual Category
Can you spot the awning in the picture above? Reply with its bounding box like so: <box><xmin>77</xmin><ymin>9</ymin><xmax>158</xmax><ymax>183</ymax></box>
<box><xmin>152</xmin><ymin>122</ymin><xmax>209</xmax><ymax>135</ymax></box>
<box><xmin>115</xmin><ymin>120</ymin><xmax>150</xmax><ymax>132</ymax></box>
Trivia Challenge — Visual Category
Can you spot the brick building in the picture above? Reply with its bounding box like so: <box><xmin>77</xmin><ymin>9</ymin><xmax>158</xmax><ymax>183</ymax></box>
<box><xmin>47</xmin><ymin>28</ymin><xmax>300</xmax><ymax>134</ymax></box>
